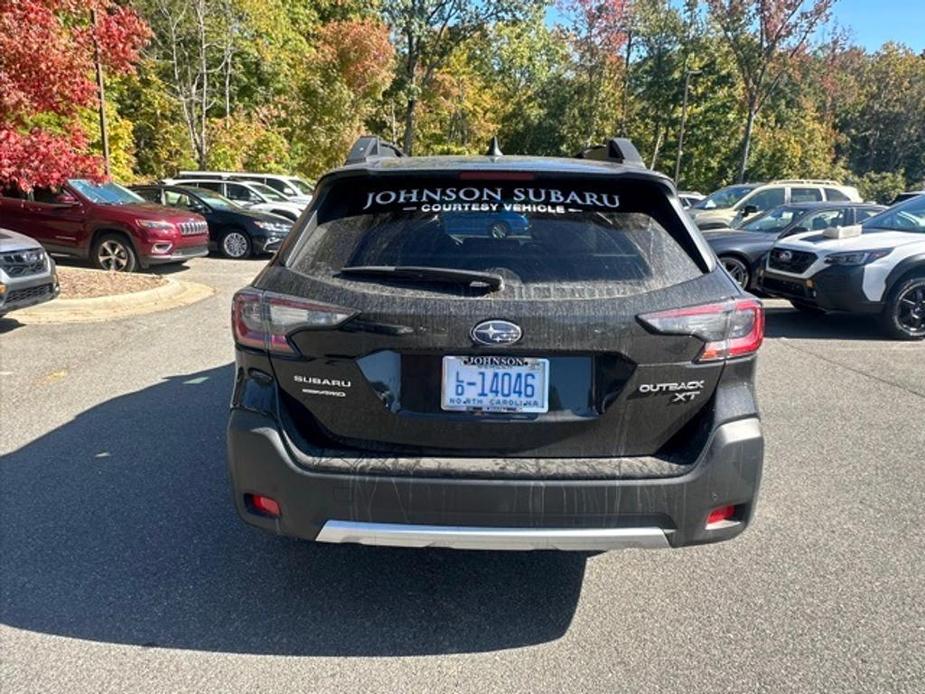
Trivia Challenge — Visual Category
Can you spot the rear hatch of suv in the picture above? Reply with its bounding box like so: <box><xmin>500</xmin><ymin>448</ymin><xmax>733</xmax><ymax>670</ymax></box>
<box><xmin>239</xmin><ymin>169</ymin><xmax>756</xmax><ymax>461</ymax></box>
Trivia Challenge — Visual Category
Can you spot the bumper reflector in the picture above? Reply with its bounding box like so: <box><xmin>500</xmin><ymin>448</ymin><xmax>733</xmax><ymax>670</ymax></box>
<box><xmin>245</xmin><ymin>493</ymin><xmax>281</xmax><ymax>518</ymax></box>
<box><xmin>705</xmin><ymin>505</ymin><xmax>736</xmax><ymax>529</ymax></box>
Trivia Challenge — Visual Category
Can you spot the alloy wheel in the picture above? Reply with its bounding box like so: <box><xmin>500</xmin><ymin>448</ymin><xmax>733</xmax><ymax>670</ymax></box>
<box><xmin>721</xmin><ymin>257</ymin><xmax>750</xmax><ymax>289</ymax></box>
<box><xmin>98</xmin><ymin>240</ymin><xmax>131</xmax><ymax>271</ymax></box>
<box><xmin>896</xmin><ymin>281</ymin><xmax>925</xmax><ymax>336</ymax></box>
<box><xmin>222</xmin><ymin>231</ymin><xmax>250</xmax><ymax>259</ymax></box>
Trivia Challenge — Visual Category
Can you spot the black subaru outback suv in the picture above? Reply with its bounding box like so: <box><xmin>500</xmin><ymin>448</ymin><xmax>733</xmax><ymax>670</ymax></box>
<box><xmin>227</xmin><ymin>137</ymin><xmax>765</xmax><ymax>551</ymax></box>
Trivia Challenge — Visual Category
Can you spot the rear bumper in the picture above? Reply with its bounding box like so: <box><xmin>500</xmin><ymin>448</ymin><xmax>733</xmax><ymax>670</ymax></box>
<box><xmin>227</xmin><ymin>409</ymin><xmax>764</xmax><ymax>550</ymax></box>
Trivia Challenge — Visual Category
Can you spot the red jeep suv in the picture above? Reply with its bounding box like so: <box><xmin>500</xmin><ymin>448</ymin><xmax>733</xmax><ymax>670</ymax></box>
<box><xmin>0</xmin><ymin>179</ymin><xmax>209</xmax><ymax>272</ymax></box>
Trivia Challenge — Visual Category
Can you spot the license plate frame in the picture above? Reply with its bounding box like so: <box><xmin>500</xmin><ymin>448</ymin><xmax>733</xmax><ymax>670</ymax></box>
<box><xmin>440</xmin><ymin>356</ymin><xmax>549</xmax><ymax>413</ymax></box>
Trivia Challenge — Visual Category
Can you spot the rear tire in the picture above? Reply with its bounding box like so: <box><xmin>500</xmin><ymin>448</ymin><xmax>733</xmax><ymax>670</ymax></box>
<box><xmin>790</xmin><ymin>300</ymin><xmax>825</xmax><ymax>315</ymax></box>
<box><xmin>220</xmin><ymin>229</ymin><xmax>252</xmax><ymax>259</ymax></box>
<box><xmin>92</xmin><ymin>233</ymin><xmax>138</xmax><ymax>273</ymax></box>
<box><xmin>879</xmin><ymin>276</ymin><xmax>925</xmax><ymax>340</ymax></box>
<box><xmin>720</xmin><ymin>256</ymin><xmax>750</xmax><ymax>289</ymax></box>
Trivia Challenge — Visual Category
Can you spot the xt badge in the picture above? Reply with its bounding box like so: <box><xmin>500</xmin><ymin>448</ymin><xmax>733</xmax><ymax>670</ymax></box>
<box><xmin>638</xmin><ymin>380</ymin><xmax>705</xmax><ymax>403</ymax></box>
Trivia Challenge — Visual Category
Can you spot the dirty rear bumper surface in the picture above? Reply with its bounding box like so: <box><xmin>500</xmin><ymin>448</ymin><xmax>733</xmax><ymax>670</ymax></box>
<box><xmin>227</xmin><ymin>409</ymin><xmax>764</xmax><ymax>550</ymax></box>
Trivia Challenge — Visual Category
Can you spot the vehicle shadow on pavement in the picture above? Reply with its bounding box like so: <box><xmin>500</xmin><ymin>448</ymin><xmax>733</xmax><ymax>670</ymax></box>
<box><xmin>763</xmin><ymin>306</ymin><xmax>886</xmax><ymax>341</ymax></box>
<box><xmin>0</xmin><ymin>364</ymin><xmax>585</xmax><ymax>656</ymax></box>
<box><xmin>0</xmin><ymin>316</ymin><xmax>24</xmax><ymax>334</ymax></box>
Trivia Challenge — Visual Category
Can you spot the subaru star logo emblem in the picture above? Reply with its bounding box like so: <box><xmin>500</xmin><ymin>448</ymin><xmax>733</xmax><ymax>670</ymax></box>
<box><xmin>778</xmin><ymin>250</ymin><xmax>793</xmax><ymax>262</ymax></box>
<box><xmin>471</xmin><ymin>320</ymin><xmax>522</xmax><ymax>346</ymax></box>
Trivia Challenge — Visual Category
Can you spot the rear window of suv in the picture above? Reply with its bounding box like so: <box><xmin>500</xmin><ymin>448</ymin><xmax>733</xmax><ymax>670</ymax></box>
<box><xmin>287</xmin><ymin>175</ymin><xmax>704</xmax><ymax>298</ymax></box>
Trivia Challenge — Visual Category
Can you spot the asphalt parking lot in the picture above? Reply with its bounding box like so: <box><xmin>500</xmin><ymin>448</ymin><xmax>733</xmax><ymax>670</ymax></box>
<box><xmin>1</xmin><ymin>257</ymin><xmax>923</xmax><ymax>693</ymax></box>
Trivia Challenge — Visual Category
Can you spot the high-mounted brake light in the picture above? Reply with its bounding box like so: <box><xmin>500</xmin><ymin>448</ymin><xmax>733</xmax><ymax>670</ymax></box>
<box><xmin>457</xmin><ymin>171</ymin><xmax>536</xmax><ymax>181</ymax></box>
<box><xmin>638</xmin><ymin>298</ymin><xmax>764</xmax><ymax>362</ymax></box>
<box><xmin>232</xmin><ymin>289</ymin><xmax>356</xmax><ymax>354</ymax></box>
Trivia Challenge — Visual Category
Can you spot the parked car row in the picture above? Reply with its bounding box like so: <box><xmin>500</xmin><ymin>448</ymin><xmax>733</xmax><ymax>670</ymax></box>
<box><xmin>162</xmin><ymin>178</ymin><xmax>305</xmax><ymax>221</ymax></box>
<box><xmin>173</xmin><ymin>170</ymin><xmax>314</xmax><ymax>205</ymax></box>
<box><xmin>755</xmin><ymin>194</ymin><xmax>925</xmax><ymax>340</ymax></box>
<box><xmin>0</xmin><ymin>169</ymin><xmax>312</xmax><ymax>280</ymax></box>
<box><xmin>696</xmin><ymin>182</ymin><xmax>925</xmax><ymax>339</ymax></box>
<box><xmin>0</xmin><ymin>180</ymin><xmax>210</xmax><ymax>272</ymax></box>
<box><xmin>705</xmin><ymin>201</ymin><xmax>886</xmax><ymax>290</ymax></box>
<box><xmin>690</xmin><ymin>179</ymin><xmax>862</xmax><ymax>230</ymax></box>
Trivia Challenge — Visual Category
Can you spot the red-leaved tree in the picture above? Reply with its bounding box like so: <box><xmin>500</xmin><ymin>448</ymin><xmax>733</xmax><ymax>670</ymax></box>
<box><xmin>0</xmin><ymin>0</ymin><xmax>149</xmax><ymax>191</ymax></box>
<box><xmin>560</xmin><ymin>0</ymin><xmax>631</xmax><ymax>144</ymax></box>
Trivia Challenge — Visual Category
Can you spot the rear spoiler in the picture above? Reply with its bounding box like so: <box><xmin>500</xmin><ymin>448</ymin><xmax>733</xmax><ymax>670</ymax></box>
<box><xmin>574</xmin><ymin>138</ymin><xmax>646</xmax><ymax>167</ymax></box>
<box><xmin>345</xmin><ymin>136</ymin><xmax>405</xmax><ymax>165</ymax></box>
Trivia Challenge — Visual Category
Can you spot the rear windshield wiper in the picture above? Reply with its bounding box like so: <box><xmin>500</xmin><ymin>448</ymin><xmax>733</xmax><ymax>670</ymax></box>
<box><xmin>339</xmin><ymin>265</ymin><xmax>504</xmax><ymax>291</ymax></box>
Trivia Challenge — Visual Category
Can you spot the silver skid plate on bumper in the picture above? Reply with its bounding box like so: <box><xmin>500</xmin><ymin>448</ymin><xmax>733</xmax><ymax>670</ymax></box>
<box><xmin>315</xmin><ymin>520</ymin><xmax>671</xmax><ymax>551</ymax></box>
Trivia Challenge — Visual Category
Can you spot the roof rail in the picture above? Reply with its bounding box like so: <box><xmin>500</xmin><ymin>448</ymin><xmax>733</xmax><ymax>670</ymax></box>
<box><xmin>770</xmin><ymin>179</ymin><xmax>841</xmax><ymax>185</ymax></box>
<box><xmin>345</xmin><ymin>136</ymin><xmax>405</xmax><ymax>165</ymax></box>
<box><xmin>574</xmin><ymin>138</ymin><xmax>645</xmax><ymax>167</ymax></box>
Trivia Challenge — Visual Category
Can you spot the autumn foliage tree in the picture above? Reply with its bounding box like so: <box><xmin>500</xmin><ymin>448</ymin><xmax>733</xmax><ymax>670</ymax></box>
<box><xmin>0</xmin><ymin>0</ymin><xmax>149</xmax><ymax>191</ymax></box>
<box><xmin>381</xmin><ymin>0</ymin><xmax>542</xmax><ymax>155</ymax></box>
<box><xmin>706</xmin><ymin>0</ymin><xmax>833</xmax><ymax>181</ymax></box>
<box><xmin>560</xmin><ymin>0</ymin><xmax>631</xmax><ymax>146</ymax></box>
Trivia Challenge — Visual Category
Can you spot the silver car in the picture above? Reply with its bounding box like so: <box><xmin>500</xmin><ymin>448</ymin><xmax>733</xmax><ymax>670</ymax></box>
<box><xmin>0</xmin><ymin>228</ymin><xmax>59</xmax><ymax>317</ymax></box>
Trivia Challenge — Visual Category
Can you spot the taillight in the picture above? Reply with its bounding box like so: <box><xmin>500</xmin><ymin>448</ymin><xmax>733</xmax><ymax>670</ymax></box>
<box><xmin>232</xmin><ymin>289</ymin><xmax>356</xmax><ymax>354</ymax></box>
<box><xmin>637</xmin><ymin>298</ymin><xmax>764</xmax><ymax>362</ymax></box>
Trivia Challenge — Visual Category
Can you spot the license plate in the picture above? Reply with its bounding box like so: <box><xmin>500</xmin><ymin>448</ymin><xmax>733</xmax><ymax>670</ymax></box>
<box><xmin>441</xmin><ymin>356</ymin><xmax>549</xmax><ymax>413</ymax></box>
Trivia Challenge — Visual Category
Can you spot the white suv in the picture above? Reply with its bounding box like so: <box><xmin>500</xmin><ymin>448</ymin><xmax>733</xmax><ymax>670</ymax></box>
<box><xmin>175</xmin><ymin>171</ymin><xmax>314</xmax><ymax>205</ymax></box>
<box><xmin>162</xmin><ymin>179</ymin><xmax>305</xmax><ymax>221</ymax></box>
<box><xmin>691</xmin><ymin>180</ymin><xmax>861</xmax><ymax>230</ymax></box>
<box><xmin>757</xmin><ymin>194</ymin><xmax>925</xmax><ymax>339</ymax></box>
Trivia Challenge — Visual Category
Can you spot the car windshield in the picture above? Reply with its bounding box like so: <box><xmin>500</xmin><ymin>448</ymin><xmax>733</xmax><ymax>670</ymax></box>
<box><xmin>289</xmin><ymin>178</ymin><xmax>314</xmax><ymax>196</ymax></box>
<box><xmin>188</xmin><ymin>187</ymin><xmax>238</xmax><ymax>210</ymax></box>
<box><xmin>248</xmin><ymin>182</ymin><xmax>288</xmax><ymax>202</ymax></box>
<box><xmin>288</xmin><ymin>177</ymin><xmax>703</xmax><ymax>299</ymax></box>
<box><xmin>738</xmin><ymin>206</ymin><xmax>804</xmax><ymax>233</ymax></box>
<box><xmin>863</xmin><ymin>196</ymin><xmax>925</xmax><ymax>233</ymax></box>
<box><xmin>693</xmin><ymin>185</ymin><xmax>757</xmax><ymax>210</ymax></box>
<box><xmin>69</xmin><ymin>179</ymin><xmax>144</xmax><ymax>205</ymax></box>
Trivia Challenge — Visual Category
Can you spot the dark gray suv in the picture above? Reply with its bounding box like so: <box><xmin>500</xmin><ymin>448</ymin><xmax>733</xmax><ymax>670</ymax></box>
<box><xmin>226</xmin><ymin>137</ymin><xmax>765</xmax><ymax>551</ymax></box>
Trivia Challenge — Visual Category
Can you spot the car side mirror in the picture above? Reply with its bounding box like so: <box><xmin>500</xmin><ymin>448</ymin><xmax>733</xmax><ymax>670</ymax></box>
<box><xmin>55</xmin><ymin>192</ymin><xmax>79</xmax><ymax>205</ymax></box>
<box><xmin>742</xmin><ymin>204</ymin><xmax>759</xmax><ymax>216</ymax></box>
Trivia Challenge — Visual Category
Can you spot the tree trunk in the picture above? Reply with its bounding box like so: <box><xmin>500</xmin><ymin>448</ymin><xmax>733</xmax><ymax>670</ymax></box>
<box><xmin>224</xmin><ymin>50</ymin><xmax>232</xmax><ymax>117</ymax></box>
<box><xmin>402</xmin><ymin>98</ymin><xmax>416</xmax><ymax>155</ymax></box>
<box><xmin>620</xmin><ymin>29</ymin><xmax>634</xmax><ymax>136</ymax></box>
<box><xmin>650</xmin><ymin>122</ymin><xmax>663</xmax><ymax>168</ymax></box>
<box><xmin>738</xmin><ymin>105</ymin><xmax>757</xmax><ymax>183</ymax></box>
<box><xmin>197</xmin><ymin>0</ymin><xmax>208</xmax><ymax>168</ymax></box>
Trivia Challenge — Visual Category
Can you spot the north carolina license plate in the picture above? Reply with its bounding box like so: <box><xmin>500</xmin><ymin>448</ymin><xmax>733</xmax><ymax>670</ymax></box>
<box><xmin>441</xmin><ymin>356</ymin><xmax>549</xmax><ymax>413</ymax></box>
